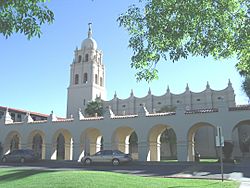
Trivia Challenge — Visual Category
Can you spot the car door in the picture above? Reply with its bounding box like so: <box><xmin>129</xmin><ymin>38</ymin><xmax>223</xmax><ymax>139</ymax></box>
<box><xmin>91</xmin><ymin>151</ymin><xmax>104</xmax><ymax>163</ymax></box>
<box><xmin>102</xmin><ymin>150</ymin><xmax>112</xmax><ymax>162</ymax></box>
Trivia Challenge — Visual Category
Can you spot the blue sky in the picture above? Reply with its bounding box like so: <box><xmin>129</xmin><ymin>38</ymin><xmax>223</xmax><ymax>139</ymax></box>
<box><xmin>0</xmin><ymin>0</ymin><xmax>248</xmax><ymax>117</ymax></box>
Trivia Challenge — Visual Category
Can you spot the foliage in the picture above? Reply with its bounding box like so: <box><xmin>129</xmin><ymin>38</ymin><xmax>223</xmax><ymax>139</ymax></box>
<box><xmin>160</xmin><ymin>128</ymin><xmax>177</xmax><ymax>157</ymax></box>
<box><xmin>0</xmin><ymin>0</ymin><xmax>54</xmax><ymax>39</ymax></box>
<box><xmin>84</xmin><ymin>98</ymin><xmax>103</xmax><ymax>117</ymax></box>
<box><xmin>156</xmin><ymin>105</ymin><xmax>176</xmax><ymax>113</ymax></box>
<box><xmin>118</xmin><ymin>0</ymin><xmax>250</xmax><ymax>81</ymax></box>
<box><xmin>0</xmin><ymin>168</ymin><xmax>239</xmax><ymax>188</ymax></box>
<box><xmin>242</xmin><ymin>75</ymin><xmax>250</xmax><ymax>100</ymax></box>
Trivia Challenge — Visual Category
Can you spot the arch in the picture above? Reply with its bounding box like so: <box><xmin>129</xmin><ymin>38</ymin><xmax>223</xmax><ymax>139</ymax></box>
<box><xmin>100</xmin><ymin>77</ymin><xmax>103</xmax><ymax>86</ymax></box>
<box><xmin>27</xmin><ymin>130</ymin><xmax>45</xmax><ymax>159</ymax></box>
<box><xmin>148</xmin><ymin>124</ymin><xmax>177</xmax><ymax>161</ymax></box>
<box><xmin>78</xmin><ymin>55</ymin><xmax>82</xmax><ymax>63</ymax></box>
<box><xmin>95</xmin><ymin>74</ymin><xmax>98</xmax><ymax>84</ymax></box>
<box><xmin>4</xmin><ymin>131</ymin><xmax>22</xmax><ymax>154</ymax></box>
<box><xmin>85</xmin><ymin>54</ymin><xmax>89</xmax><ymax>62</ymax></box>
<box><xmin>79</xmin><ymin>128</ymin><xmax>103</xmax><ymax>160</ymax></box>
<box><xmin>187</xmin><ymin>122</ymin><xmax>217</xmax><ymax>161</ymax></box>
<box><xmin>83</xmin><ymin>73</ymin><xmax>88</xmax><ymax>83</ymax></box>
<box><xmin>231</xmin><ymin>120</ymin><xmax>250</xmax><ymax>159</ymax></box>
<box><xmin>112</xmin><ymin>126</ymin><xmax>138</xmax><ymax>159</ymax></box>
<box><xmin>129</xmin><ymin>131</ymin><xmax>138</xmax><ymax>160</ymax></box>
<box><xmin>74</xmin><ymin>74</ymin><xmax>79</xmax><ymax>85</ymax></box>
<box><xmin>52</xmin><ymin>129</ymin><xmax>73</xmax><ymax>160</ymax></box>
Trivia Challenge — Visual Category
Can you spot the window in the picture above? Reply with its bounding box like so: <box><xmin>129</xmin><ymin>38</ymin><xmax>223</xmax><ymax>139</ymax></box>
<box><xmin>11</xmin><ymin>113</ymin><xmax>15</xmax><ymax>121</ymax></box>
<box><xmin>100</xmin><ymin>77</ymin><xmax>103</xmax><ymax>86</ymax></box>
<box><xmin>103</xmin><ymin>150</ymin><xmax>112</xmax><ymax>155</ymax></box>
<box><xmin>95</xmin><ymin>74</ymin><xmax>98</xmax><ymax>84</ymax></box>
<box><xmin>158</xmin><ymin>102</ymin><xmax>161</xmax><ymax>105</ymax></box>
<box><xmin>83</xmin><ymin>73</ymin><xmax>88</xmax><ymax>83</ymax></box>
<box><xmin>74</xmin><ymin>74</ymin><xmax>79</xmax><ymax>85</ymax></box>
<box><xmin>17</xmin><ymin>114</ymin><xmax>22</xmax><ymax>122</ymax></box>
<box><xmin>0</xmin><ymin>111</ymin><xmax>4</xmax><ymax>119</ymax></box>
<box><xmin>85</xmin><ymin>54</ymin><xmax>89</xmax><ymax>62</ymax></box>
<box><xmin>196</xmin><ymin>99</ymin><xmax>201</xmax><ymax>101</ymax></box>
<box><xmin>78</xmin><ymin>55</ymin><xmax>82</xmax><ymax>63</ymax></box>
<box><xmin>122</xmin><ymin>105</ymin><xmax>126</xmax><ymax>108</ymax></box>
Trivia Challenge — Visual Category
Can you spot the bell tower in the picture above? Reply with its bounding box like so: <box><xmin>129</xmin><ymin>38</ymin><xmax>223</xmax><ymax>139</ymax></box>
<box><xmin>66</xmin><ymin>23</ymin><xmax>106</xmax><ymax>118</ymax></box>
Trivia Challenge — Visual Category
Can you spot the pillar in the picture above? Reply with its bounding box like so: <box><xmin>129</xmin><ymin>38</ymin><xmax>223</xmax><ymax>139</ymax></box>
<box><xmin>148</xmin><ymin>142</ymin><xmax>161</xmax><ymax>161</ymax></box>
<box><xmin>45</xmin><ymin>143</ymin><xmax>53</xmax><ymax>160</ymax></box>
<box><xmin>138</xmin><ymin>141</ymin><xmax>149</xmax><ymax>161</ymax></box>
<box><xmin>187</xmin><ymin>140</ymin><xmax>195</xmax><ymax>161</ymax></box>
<box><xmin>177</xmin><ymin>140</ymin><xmax>188</xmax><ymax>161</ymax></box>
<box><xmin>72</xmin><ymin>142</ymin><xmax>81</xmax><ymax>161</ymax></box>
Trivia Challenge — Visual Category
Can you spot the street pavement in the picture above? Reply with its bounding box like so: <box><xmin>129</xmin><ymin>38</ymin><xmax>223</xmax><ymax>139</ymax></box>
<box><xmin>0</xmin><ymin>160</ymin><xmax>250</xmax><ymax>187</ymax></box>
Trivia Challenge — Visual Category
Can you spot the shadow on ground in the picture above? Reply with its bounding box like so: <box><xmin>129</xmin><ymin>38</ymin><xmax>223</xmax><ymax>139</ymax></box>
<box><xmin>0</xmin><ymin>169</ymin><xmax>56</xmax><ymax>182</ymax></box>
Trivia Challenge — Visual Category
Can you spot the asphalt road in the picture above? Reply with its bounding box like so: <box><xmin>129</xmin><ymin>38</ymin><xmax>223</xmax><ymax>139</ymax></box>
<box><xmin>0</xmin><ymin>160</ymin><xmax>250</xmax><ymax>181</ymax></box>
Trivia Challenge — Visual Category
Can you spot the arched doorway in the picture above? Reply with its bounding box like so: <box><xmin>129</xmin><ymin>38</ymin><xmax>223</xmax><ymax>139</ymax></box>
<box><xmin>10</xmin><ymin>135</ymin><xmax>20</xmax><ymax>152</ymax></box>
<box><xmin>160</xmin><ymin>128</ymin><xmax>177</xmax><ymax>160</ymax></box>
<box><xmin>57</xmin><ymin>133</ymin><xmax>65</xmax><ymax>160</ymax></box>
<box><xmin>28</xmin><ymin>130</ymin><xmax>45</xmax><ymax>159</ymax></box>
<box><xmin>187</xmin><ymin>123</ymin><xmax>217</xmax><ymax>161</ymax></box>
<box><xmin>4</xmin><ymin>131</ymin><xmax>21</xmax><ymax>154</ymax></box>
<box><xmin>112</xmin><ymin>127</ymin><xmax>138</xmax><ymax>160</ymax></box>
<box><xmin>52</xmin><ymin>129</ymin><xmax>73</xmax><ymax>160</ymax></box>
<box><xmin>129</xmin><ymin>131</ymin><xmax>138</xmax><ymax>160</ymax></box>
<box><xmin>148</xmin><ymin>125</ymin><xmax>177</xmax><ymax>161</ymax></box>
<box><xmin>32</xmin><ymin>133</ymin><xmax>43</xmax><ymax>159</ymax></box>
<box><xmin>80</xmin><ymin>128</ymin><xmax>103</xmax><ymax>159</ymax></box>
<box><xmin>232</xmin><ymin>120</ymin><xmax>250</xmax><ymax>160</ymax></box>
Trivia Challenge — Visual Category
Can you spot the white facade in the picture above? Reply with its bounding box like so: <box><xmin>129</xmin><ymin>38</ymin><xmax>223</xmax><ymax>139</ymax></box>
<box><xmin>103</xmin><ymin>82</ymin><xmax>236</xmax><ymax>116</ymax></box>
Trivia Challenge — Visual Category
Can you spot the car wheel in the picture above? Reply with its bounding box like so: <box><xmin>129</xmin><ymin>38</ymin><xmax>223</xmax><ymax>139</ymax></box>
<box><xmin>2</xmin><ymin>157</ymin><xmax>7</xmax><ymax>163</ymax></box>
<box><xmin>20</xmin><ymin>157</ymin><xmax>25</xmax><ymax>163</ymax></box>
<box><xmin>84</xmin><ymin>158</ymin><xmax>91</xmax><ymax>165</ymax></box>
<box><xmin>112</xmin><ymin>158</ymin><xmax>120</xmax><ymax>166</ymax></box>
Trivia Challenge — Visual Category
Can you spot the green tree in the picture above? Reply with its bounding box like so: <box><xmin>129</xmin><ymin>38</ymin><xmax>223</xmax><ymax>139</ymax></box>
<box><xmin>84</xmin><ymin>98</ymin><xmax>103</xmax><ymax>117</ymax></box>
<box><xmin>118</xmin><ymin>0</ymin><xmax>250</xmax><ymax>81</ymax></box>
<box><xmin>242</xmin><ymin>75</ymin><xmax>250</xmax><ymax>100</ymax></box>
<box><xmin>0</xmin><ymin>0</ymin><xmax>54</xmax><ymax>39</ymax></box>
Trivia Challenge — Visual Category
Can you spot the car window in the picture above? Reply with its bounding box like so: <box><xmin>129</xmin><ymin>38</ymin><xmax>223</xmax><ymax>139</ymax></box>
<box><xmin>11</xmin><ymin>150</ymin><xmax>19</xmax><ymax>155</ymax></box>
<box><xmin>113</xmin><ymin>150</ymin><xmax>124</xmax><ymax>155</ymax></box>
<box><xmin>103</xmin><ymin>150</ymin><xmax>112</xmax><ymax>155</ymax></box>
<box><xmin>95</xmin><ymin>151</ymin><xmax>102</xmax><ymax>156</ymax></box>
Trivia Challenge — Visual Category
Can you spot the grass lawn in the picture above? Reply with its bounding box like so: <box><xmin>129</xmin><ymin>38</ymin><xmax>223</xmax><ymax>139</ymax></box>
<box><xmin>0</xmin><ymin>168</ymin><xmax>239</xmax><ymax>188</ymax></box>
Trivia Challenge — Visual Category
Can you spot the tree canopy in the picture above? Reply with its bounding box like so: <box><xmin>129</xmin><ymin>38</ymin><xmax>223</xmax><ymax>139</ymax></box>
<box><xmin>118</xmin><ymin>0</ymin><xmax>250</xmax><ymax>81</ymax></box>
<box><xmin>84</xmin><ymin>98</ymin><xmax>103</xmax><ymax>117</ymax></box>
<box><xmin>0</xmin><ymin>0</ymin><xmax>54</xmax><ymax>39</ymax></box>
<box><xmin>242</xmin><ymin>75</ymin><xmax>250</xmax><ymax>100</ymax></box>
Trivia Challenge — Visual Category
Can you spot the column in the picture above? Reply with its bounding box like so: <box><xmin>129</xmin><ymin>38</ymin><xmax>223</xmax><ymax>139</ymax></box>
<box><xmin>45</xmin><ymin>143</ymin><xmax>53</xmax><ymax>160</ymax></box>
<box><xmin>148</xmin><ymin>142</ymin><xmax>161</xmax><ymax>161</ymax></box>
<box><xmin>72</xmin><ymin>142</ymin><xmax>81</xmax><ymax>161</ymax></box>
<box><xmin>177</xmin><ymin>140</ymin><xmax>188</xmax><ymax>161</ymax></box>
<box><xmin>138</xmin><ymin>141</ymin><xmax>149</xmax><ymax>161</ymax></box>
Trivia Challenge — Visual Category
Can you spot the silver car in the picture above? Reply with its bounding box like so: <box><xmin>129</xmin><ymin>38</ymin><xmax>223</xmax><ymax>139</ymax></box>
<box><xmin>81</xmin><ymin>150</ymin><xmax>132</xmax><ymax>166</ymax></box>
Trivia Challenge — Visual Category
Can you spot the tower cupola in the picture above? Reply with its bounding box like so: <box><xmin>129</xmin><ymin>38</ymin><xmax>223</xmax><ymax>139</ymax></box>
<box><xmin>81</xmin><ymin>23</ymin><xmax>97</xmax><ymax>50</ymax></box>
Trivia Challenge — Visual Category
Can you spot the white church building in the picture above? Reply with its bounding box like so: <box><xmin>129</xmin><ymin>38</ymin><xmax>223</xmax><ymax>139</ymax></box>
<box><xmin>0</xmin><ymin>24</ymin><xmax>250</xmax><ymax>162</ymax></box>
